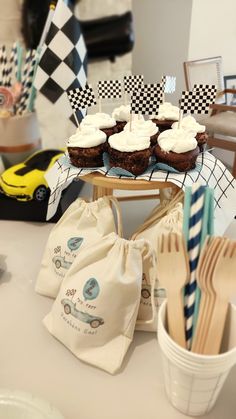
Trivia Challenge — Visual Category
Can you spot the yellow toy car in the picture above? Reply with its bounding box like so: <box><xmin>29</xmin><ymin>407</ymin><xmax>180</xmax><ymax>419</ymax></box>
<box><xmin>0</xmin><ymin>148</ymin><xmax>64</xmax><ymax>202</ymax></box>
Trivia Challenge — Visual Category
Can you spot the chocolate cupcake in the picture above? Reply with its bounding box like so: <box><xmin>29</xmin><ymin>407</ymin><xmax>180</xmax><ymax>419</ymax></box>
<box><xmin>124</xmin><ymin>119</ymin><xmax>159</xmax><ymax>147</ymax></box>
<box><xmin>112</xmin><ymin>104</ymin><xmax>144</xmax><ymax>132</ymax></box>
<box><xmin>172</xmin><ymin>115</ymin><xmax>208</xmax><ymax>152</ymax></box>
<box><xmin>150</xmin><ymin>102</ymin><xmax>179</xmax><ymax>132</ymax></box>
<box><xmin>80</xmin><ymin>112</ymin><xmax>118</xmax><ymax>138</ymax></box>
<box><xmin>67</xmin><ymin>126</ymin><xmax>107</xmax><ymax>168</ymax></box>
<box><xmin>154</xmin><ymin>128</ymin><xmax>199</xmax><ymax>172</ymax></box>
<box><xmin>108</xmin><ymin>131</ymin><xmax>151</xmax><ymax>176</ymax></box>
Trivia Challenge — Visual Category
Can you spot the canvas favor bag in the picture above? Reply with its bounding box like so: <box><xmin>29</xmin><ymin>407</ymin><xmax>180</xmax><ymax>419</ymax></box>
<box><xmin>131</xmin><ymin>190</ymin><xmax>184</xmax><ymax>332</ymax></box>
<box><xmin>35</xmin><ymin>196</ymin><xmax>122</xmax><ymax>298</ymax></box>
<box><xmin>43</xmin><ymin>233</ymin><xmax>155</xmax><ymax>374</ymax></box>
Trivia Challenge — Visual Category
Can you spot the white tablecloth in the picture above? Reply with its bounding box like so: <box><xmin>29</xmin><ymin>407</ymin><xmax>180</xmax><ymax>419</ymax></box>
<box><xmin>0</xmin><ymin>220</ymin><xmax>236</xmax><ymax>419</ymax></box>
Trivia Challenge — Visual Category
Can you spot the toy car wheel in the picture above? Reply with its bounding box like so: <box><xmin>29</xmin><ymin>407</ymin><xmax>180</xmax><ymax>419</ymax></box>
<box><xmin>141</xmin><ymin>288</ymin><xmax>150</xmax><ymax>299</ymax></box>
<box><xmin>33</xmin><ymin>185</ymin><xmax>48</xmax><ymax>202</ymax></box>
<box><xmin>90</xmin><ymin>319</ymin><xmax>101</xmax><ymax>328</ymax></box>
<box><xmin>55</xmin><ymin>260</ymin><xmax>61</xmax><ymax>269</ymax></box>
<box><xmin>64</xmin><ymin>304</ymin><xmax>71</xmax><ymax>315</ymax></box>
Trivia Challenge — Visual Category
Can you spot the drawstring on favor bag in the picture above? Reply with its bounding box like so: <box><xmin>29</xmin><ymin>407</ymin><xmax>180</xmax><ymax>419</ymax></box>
<box><xmin>80</xmin><ymin>196</ymin><xmax>123</xmax><ymax>237</ymax></box>
<box><xmin>132</xmin><ymin>190</ymin><xmax>184</xmax><ymax>239</ymax></box>
<box><xmin>107</xmin><ymin>196</ymin><xmax>123</xmax><ymax>237</ymax></box>
<box><xmin>157</xmin><ymin>203</ymin><xmax>183</xmax><ymax>230</ymax></box>
<box><xmin>134</xmin><ymin>239</ymin><xmax>156</xmax><ymax>327</ymax></box>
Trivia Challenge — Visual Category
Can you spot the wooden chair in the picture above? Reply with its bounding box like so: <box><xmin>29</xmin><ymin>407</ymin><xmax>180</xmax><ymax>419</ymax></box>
<box><xmin>183</xmin><ymin>56</ymin><xmax>236</xmax><ymax>177</ymax></box>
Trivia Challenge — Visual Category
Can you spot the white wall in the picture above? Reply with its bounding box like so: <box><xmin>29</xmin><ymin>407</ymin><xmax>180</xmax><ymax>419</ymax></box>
<box><xmin>188</xmin><ymin>0</ymin><xmax>236</xmax><ymax>76</ymax></box>
<box><xmin>132</xmin><ymin>0</ymin><xmax>193</xmax><ymax>103</ymax></box>
<box><xmin>188</xmin><ymin>0</ymin><xmax>236</xmax><ymax>167</ymax></box>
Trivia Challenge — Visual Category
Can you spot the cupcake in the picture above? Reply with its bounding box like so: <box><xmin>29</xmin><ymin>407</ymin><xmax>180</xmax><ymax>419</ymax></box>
<box><xmin>67</xmin><ymin>126</ymin><xmax>107</xmax><ymax>168</ymax></box>
<box><xmin>108</xmin><ymin>131</ymin><xmax>151</xmax><ymax>176</ymax></box>
<box><xmin>149</xmin><ymin>102</ymin><xmax>179</xmax><ymax>132</ymax></box>
<box><xmin>172</xmin><ymin>115</ymin><xmax>208</xmax><ymax>152</ymax></box>
<box><xmin>80</xmin><ymin>112</ymin><xmax>118</xmax><ymax>138</ymax></box>
<box><xmin>112</xmin><ymin>104</ymin><xmax>144</xmax><ymax>132</ymax></box>
<box><xmin>154</xmin><ymin>128</ymin><xmax>199</xmax><ymax>172</ymax></box>
<box><xmin>123</xmin><ymin>119</ymin><xmax>159</xmax><ymax>147</ymax></box>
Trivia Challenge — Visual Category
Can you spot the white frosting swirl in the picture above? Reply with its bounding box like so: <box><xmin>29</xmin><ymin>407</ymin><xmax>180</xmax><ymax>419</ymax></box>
<box><xmin>108</xmin><ymin>130</ymin><xmax>150</xmax><ymax>152</ymax></box>
<box><xmin>149</xmin><ymin>102</ymin><xmax>179</xmax><ymax>121</ymax></box>
<box><xmin>81</xmin><ymin>112</ymin><xmax>116</xmax><ymax>129</ymax></box>
<box><xmin>112</xmin><ymin>104</ymin><xmax>144</xmax><ymax>123</ymax></box>
<box><xmin>172</xmin><ymin>115</ymin><xmax>206</xmax><ymax>133</ymax></box>
<box><xmin>124</xmin><ymin>119</ymin><xmax>158</xmax><ymax>136</ymax></box>
<box><xmin>158</xmin><ymin>129</ymin><xmax>198</xmax><ymax>153</ymax></box>
<box><xmin>67</xmin><ymin>126</ymin><xmax>107</xmax><ymax>148</ymax></box>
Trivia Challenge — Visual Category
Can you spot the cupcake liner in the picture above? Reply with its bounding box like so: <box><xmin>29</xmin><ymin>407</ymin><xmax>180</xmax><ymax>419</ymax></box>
<box><xmin>102</xmin><ymin>153</ymin><xmax>135</xmax><ymax>177</ymax></box>
<box><xmin>65</xmin><ymin>150</ymin><xmax>202</xmax><ymax>175</ymax></box>
<box><xmin>103</xmin><ymin>153</ymin><xmax>202</xmax><ymax>176</ymax></box>
<box><xmin>152</xmin><ymin>161</ymin><xmax>202</xmax><ymax>173</ymax></box>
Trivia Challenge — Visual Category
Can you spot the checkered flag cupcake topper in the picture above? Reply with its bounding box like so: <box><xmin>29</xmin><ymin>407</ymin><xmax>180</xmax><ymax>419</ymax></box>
<box><xmin>97</xmin><ymin>79</ymin><xmax>122</xmax><ymax>99</ymax></box>
<box><xmin>162</xmin><ymin>75</ymin><xmax>176</xmax><ymax>94</ymax></box>
<box><xmin>193</xmin><ymin>84</ymin><xmax>217</xmax><ymax>101</ymax></box>
<box><xmin>123</xmin><ymin>74</ymin><xmax>144</xmax><ymax>94</ymax></box>
<box><xmin>131</xmin><ymin>83</ymin><xmax>164</xmax><ymax>115</ymax></box>
<box><xmin>67</xmin><ymin>84</ymin><xmax>96</xmax><ymax>111</ymax></box>
<box><xmin>180</xmin><ymin>87</ymin><xmax>217</xmax><ymax>114</ymax></box>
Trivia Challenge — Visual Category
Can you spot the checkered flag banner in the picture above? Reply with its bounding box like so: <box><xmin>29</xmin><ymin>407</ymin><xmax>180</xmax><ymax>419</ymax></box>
<box><xmin>131</xmin><ymin>83</ymin><xmax>164</xmax><ymax>115</ymax></box>
<box><xmin>97</xmin><ymin>80</ymin><xmax>122</xmax><ymax>99</ymax></box>
<box><xmin>34</xmin><ymin>0</ymin><xmax>87</xmax><ymax>124</ymax></box>
<box><xmin>162</xmin><ymin>75</ymin><xmax>176</xmax><ymax>94</ymax></box>
<box><xmin>67</xmin><ymin>84</ymin><xmax>96</xmax><ymax>111</ymax></box>
<box><xmin>180</xmin><ymin>89</ymin><xmax>216</xmax><ymax>114</ymax></box>
<box><xmin>193</xmin><ymin>84</ymin><xmax>217</xmax><ymax>101</ymax></box>
<box><xmin>123</xmin><ymin>74</ymin><xmax>144</xmax><ymax>94</ymax></box>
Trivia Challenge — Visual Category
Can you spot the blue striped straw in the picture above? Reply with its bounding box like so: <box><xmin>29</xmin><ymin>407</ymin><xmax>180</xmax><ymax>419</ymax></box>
<box><xmin>191</xmin><ymin>187</ymin><xmax>214</xmax><ymax>336</ymax></box>
<box><xmin>184</xmin><ymin>182</ymin><xmax>205</xmax><ymax>349</ymax></box>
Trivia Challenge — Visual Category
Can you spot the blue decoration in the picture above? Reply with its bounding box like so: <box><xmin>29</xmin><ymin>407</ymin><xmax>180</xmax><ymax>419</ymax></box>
<box><xmin>67</xmin><ymin>237</ymin><xmax>83</xmax><ymax>251</ymax></box>
<box><xmin>83</xmin><ymin>278</ymin><xmax>100</xmax><ymax>301</ymax></box>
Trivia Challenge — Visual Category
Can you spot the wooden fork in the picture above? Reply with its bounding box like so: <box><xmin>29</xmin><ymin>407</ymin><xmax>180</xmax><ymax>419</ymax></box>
<box><xmin>192</xmin><ymin>237</ymin><xmax>228</xmax><ymax>353</ymax></box>
<box><xmin>157</xmin><ymin>233</ymin><xmax>190</xmax><ymax>348</ymax></box>
<box><xmin>191</xmin><ymin>236</ymin><xmax>212</xmax><ymax>353</ymax></box>
<box><xmin>203</xmin><ymin>241</ymin><xmax>236</xmax><ymax>355</ymax></box>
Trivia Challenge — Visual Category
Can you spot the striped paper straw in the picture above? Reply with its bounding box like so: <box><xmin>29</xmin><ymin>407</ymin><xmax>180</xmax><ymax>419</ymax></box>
<box><xmin>6</xmin><ymin>42</ymin><xmax>18</xmax><ymax>86</ymax></box>
<box><xmin>27</xmin><ymin>47</ymin><xmax>41</xmax><ymax>112</ymax></box>
<box><xmin>191</xmin><ymin>187</ymin><xmax>214</xmax><ymax>336</ymax></box>
<box><xmin>21</xmin><ymin>50</ymin><xmax>37</xmax><ymax>114</ymax></box>
<box><xmin>184</xmin><ymin>182</ymin><xmax>205</xmax><ymax>349</ymax></box>
<box><xmin>0</xmin><ymin>45</ymin><xmax>8</xmax><ymax>86</ymax></box>
<box><xmin>16</xmin><ymin>49</ymin><xmax>35</xmax><ymax>114</ymax></box>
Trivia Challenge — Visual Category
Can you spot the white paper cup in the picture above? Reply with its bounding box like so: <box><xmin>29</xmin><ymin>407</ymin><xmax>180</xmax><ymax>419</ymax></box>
<box><xmin>158</xmin><ymin>301</ymin><xmax>236</xmax><ymax>416</ymax></box>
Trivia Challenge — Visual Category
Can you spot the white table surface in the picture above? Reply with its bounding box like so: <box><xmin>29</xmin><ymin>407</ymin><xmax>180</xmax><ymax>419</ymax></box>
<box><xmin>0</xmin><ymin>220</ymin><xmax>235</xmax><ymax>419</ymax></box>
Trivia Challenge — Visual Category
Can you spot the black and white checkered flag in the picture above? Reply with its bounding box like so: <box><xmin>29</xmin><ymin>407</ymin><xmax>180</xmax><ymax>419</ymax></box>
<box><xmin>34</xmin><ymin>0</ymin><xmax>87</xmax><ymax>125</ymax></box>
<box><xmin>97</xmin><ymin>80</ymin><xmax>122</xmax><ymax>99</ymax></box>
<box><xmin>131</xmin><ymin>83</ymin><xmax>164</xmax><ymax>115</ymax></box>
<box><xmin>162</xmin><ymin>75</ymin><xmax>176</xmax><ymax>94</ymax></box>
<box><xmin>193</xmin><ymin>84</ymin><xmax>217</xmax><ymax>101</ymax></box>
<box><xmin>180</xmin><ymin>89</ymin><xmax>216</xmax><ymax>114</ymax></box>
<box><xmin>123</xmin><ymin>74</ymin><xmax>144</xmax><ymax>94</ymax></box>
<box><xmin>67</xmin><ymin>84</ymin><xmax>96</xmax><ymax>111</ymax></box>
